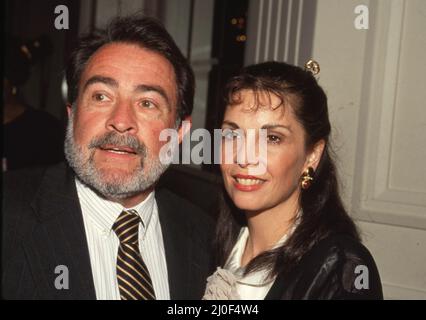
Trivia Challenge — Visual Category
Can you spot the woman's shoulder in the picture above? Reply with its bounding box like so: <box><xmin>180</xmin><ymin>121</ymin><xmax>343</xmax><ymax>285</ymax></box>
<box><xmin>307</xmin><ymin>233</ymin><xmax>376</xmax><ymax>266</ymax></box>
<box><xmin>271</xmin><ymin>233</ymin><xmax>384</xmax><ymax>299</ymax></box>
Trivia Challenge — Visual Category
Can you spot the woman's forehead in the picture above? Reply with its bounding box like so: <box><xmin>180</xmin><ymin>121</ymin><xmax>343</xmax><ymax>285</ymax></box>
<box><xmin>224</xmin><ymin>103</ymin><xmax>300</xmax><ymax>132</ymax></box>
<box><xmin>226</xmin><ymin>89</ymin><xmax>295</xmax><ymax>119</ymax></box>
<box><xmin>229</xmin><ymin>89</ymin><xmax>297</xmax><ymax>110</ymax></box>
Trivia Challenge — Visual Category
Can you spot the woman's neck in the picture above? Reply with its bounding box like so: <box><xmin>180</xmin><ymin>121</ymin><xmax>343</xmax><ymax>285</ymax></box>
<box><xmin>241</xmin><ymin>196</ymin><xmax>300</xmax><ymax>267</ymax></box>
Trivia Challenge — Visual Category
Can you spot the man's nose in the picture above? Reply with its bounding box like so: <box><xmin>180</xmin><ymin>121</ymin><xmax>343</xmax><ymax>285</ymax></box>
<box><xmin>105</xmin><ymin>100</ymin><xmax>137</xmax><ymax>134</ymax></box>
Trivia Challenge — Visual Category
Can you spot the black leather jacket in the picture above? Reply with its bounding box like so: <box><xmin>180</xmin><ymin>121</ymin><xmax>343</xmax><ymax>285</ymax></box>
<box><xmin>265</xmin><ymin>234</ymin><xmax>383</xmax><ymax>299</ymax></box>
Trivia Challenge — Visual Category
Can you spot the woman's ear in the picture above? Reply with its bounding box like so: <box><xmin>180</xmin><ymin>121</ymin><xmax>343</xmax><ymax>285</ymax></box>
<box><xmin>305</xmin><ymin>139</ymin><xmax>326</xmax><ymax>171</ymax></box>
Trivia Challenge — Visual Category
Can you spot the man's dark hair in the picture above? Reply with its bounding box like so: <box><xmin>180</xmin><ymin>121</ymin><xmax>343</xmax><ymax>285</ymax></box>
<box><xmin>65</xmin><ymin>14</ymin><xmax>195</xmax><ymax>123</ymax></box>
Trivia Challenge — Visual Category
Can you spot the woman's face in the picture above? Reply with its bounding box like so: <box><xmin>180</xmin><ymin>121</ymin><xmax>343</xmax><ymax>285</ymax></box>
<box><xmin>220</xmin><ymin>89</ymin><xmax>323</xmax><ymax>213</ymax></box>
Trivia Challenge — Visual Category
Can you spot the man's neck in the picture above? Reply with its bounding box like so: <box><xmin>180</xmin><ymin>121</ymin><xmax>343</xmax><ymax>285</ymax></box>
<box><xmin>107</xmin><ymin>186</ymin><xmax>155</xmax><ymax>208</ymax></box>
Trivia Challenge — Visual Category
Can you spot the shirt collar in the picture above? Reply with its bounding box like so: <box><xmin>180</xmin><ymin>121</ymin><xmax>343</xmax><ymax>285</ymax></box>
<box><xmin>225</xmin><ymin>227</ymin><xmax>274</xmax><ymax>286</ymax></box>
<box><xmin>75</xmin><ymin>177</ymin><xmax>155</xmax><ymax>237</ymax></box>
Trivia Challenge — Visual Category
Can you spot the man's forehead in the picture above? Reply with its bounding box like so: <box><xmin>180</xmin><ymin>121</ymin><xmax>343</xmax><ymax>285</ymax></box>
<box><xmin>82</xmin><ymin>43</ymin><xmax>176</xmax><ymax>80</ymax></box>
<box><xmin>78</xmin><ymin>42</ymin><xmax>179</xmax><ymax>105</ymax></box>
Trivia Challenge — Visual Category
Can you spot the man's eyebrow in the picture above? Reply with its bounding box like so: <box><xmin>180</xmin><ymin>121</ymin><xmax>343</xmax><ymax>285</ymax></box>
<box><xmin>221</xmin><ymin>120</ymin><xmax>239</xmax><ymax>129</ymax></box>
<box><xmin>83</xmin><ymin>76</ymin><xmax>118</xmax><ymax>91</ymax></box>
<box><xmin>134</xmin><ymin>84</ymin><xmax>172</xmax><ymax>110</ymax></box>
<box><xmin>261</xmin><ymin>123</ymin><xmax>292</xmax><ymax>132</ymax></box>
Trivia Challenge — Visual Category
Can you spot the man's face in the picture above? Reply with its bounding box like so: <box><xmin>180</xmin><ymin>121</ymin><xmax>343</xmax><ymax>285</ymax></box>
<box><xmin>65</xmin><ymin>42</ymin><xmax>180</xmax><ymax>204</ymax></box>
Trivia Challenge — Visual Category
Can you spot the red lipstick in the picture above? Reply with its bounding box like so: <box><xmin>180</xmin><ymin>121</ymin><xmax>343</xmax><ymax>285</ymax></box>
<box><xmin>232</xmin><ymin>174</ymin><xmax>265</xmax><ymax>192</ymax></box>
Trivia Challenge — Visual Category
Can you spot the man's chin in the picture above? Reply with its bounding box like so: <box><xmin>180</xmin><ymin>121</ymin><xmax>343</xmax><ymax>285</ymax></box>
<box><xmin>95</xmin><ymin>168</ymin><xmax>139</xmax><ymax>185</ymax></box>
<box><xmin>85</xmin><ymin>171</ymin><xmax>144</xmax><ymax>200</ymax></box>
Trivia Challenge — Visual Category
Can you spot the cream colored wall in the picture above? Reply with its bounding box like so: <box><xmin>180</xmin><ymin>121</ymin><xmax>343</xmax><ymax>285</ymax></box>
<box><xmin>311</xmin><ymin>0</ymin><xmax>426</xmax><ymax>299</ymax></box>
<box><xmin>358</xmin><ymin>221</ymin><xmax>426</xmax><ymax>299</ymax></box>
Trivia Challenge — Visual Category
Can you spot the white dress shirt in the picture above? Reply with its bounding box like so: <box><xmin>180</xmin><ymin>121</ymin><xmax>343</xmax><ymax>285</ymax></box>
<box><xmin>75</xmin><ymin>178</ymin><xmax>170</xmax><ymax>300</ymax></box>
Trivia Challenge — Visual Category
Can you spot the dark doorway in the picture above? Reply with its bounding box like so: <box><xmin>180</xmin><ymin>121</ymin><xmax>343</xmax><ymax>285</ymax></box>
<box><xmin>203</xmin><ymin>0</ymin><xmax>249</xmax><ymax>174</ymax></box>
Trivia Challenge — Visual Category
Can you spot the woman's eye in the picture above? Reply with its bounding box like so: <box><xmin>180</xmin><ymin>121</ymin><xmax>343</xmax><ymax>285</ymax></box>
<box><xmin>222</xmin><ymin>129</ymin><xmax>241</xmax><ymax>140</ymax></box>
<box><xmin>140</xmin><ymin>100</ymin><xmax>156</xmax><ymax>109</ymax></box>
<box><xmin>267</xmin><ymin>135</ymin><xmax>281</xmax><ymax>144</ymax></box>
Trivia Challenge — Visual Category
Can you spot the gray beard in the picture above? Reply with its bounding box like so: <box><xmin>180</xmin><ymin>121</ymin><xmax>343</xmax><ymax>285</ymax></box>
<box><xmin>64</xmin><ymin>111</ymin><xmax>170</xmax><ymax>200</ymax></box>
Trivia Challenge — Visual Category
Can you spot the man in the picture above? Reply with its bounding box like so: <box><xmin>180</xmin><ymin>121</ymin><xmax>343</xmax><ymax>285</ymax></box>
<box><xmin>2</xmin><ymin>14</ymin><xmax>214</xmax><ymax>300</ymax></box>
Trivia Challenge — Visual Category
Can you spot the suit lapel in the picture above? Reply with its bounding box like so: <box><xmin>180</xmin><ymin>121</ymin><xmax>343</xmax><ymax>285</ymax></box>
<box><xmin>155</xmin><ymin>189</ymin><xmax>192</xmax><ymax>299</ymax></box>
<box><xmin>26</xmin><ymin>163</ymin><xmax>96</xmax><ymax>299</ymax></box>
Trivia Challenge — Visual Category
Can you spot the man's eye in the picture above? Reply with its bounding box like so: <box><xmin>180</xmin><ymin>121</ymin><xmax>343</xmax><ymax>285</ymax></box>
<box><xmin>92</xmin><ymin>93</ymin><xmax>109</xmax><ymax>102</ymax></box>
<box><xmin>267</xmin><ymin>135</ymin><xmax>281</xmax><ymax>144</ymax></box>
<box><xmin>140</xmin><ymin>100</ymin><xmax>156</xmax><ymax>109</ymax></box>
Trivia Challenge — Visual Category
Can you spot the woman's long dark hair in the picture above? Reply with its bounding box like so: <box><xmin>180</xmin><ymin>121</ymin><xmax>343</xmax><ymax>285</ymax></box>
<box><xmin>215</xmin><ymin>61</ymin><xmax>360</xmax><ymax>278</ymax></box>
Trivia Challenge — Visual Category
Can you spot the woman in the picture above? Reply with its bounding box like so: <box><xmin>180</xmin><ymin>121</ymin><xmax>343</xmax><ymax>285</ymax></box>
<box><xmin>203</xmin><ymin>61</ymin><xmax>383</xmax><ymax>300</ymax></box>
<box><xmin>3</xmin><ymin>35</ymin><xmax>64</xmax><ymax>171</ymax></box>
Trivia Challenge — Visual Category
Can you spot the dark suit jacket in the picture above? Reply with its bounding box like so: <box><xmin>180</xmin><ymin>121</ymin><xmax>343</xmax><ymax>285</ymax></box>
<box><xmin>2</xmin><ymin>162</ymin><xmax>214</xmax><ymax>300</ymax></box>
<box><xmin>265</xmin><ymin>234</ymin><xmax>383</xmax><ymax>300</ymax></box>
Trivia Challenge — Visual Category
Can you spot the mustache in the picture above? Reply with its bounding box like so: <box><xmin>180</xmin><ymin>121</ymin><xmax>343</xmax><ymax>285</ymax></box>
<box><xmin>88</xmin><ymin>132</ymin><xmax>147</xmax><ymax>157</ymax></box>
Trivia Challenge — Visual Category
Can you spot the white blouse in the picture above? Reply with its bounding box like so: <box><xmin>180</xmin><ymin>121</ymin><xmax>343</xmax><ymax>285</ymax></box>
<box><xmin>224</xmin><ymin>226</ymin><xmax>292</xmax><ymax>300</ymax></box>
<box><xmin>203</xmin><ymin>212</ymin><xmax>301</xmax><ymax>300</ymax></box>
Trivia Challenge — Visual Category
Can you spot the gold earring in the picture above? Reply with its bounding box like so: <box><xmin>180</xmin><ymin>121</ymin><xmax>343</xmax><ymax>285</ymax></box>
<box><xmin>301</xmin><ymin>167</ymin><xmax>314</xmax><ymax>189</ymax></box>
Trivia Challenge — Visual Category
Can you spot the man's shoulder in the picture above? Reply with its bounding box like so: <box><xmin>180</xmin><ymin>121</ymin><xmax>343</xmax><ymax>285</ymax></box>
<box><xmin>3</xmin><ymin>166</ymin><xmax>47</xmax><ymax>201</ymax></box>
<box><xmin>2</xmin><ymin>162</ymin><xmax>71</xmax><ymax>214</ymax></box>
<box><xmin>3</xmin><ymin>162</ymin><xmax>66</xmax><ymax>194</ymax></box>
<box><xmin>3</xmin><ymin>165</ymin><xmax>46</xmax><ymax>182</ymax></box>
<box><xmin>2</xmin><ymin>164</ymin><xmax>67</xmax><ymax>255</ymax></box>
<box><xmin>154</xmin><ymin>187</ymin><xmax>215</xmax><ymax>256</ymax></box>
<box><xmin>155</xmin><ymin>187</ymin><xmax>215</xmax><ymax>227</ymax></box>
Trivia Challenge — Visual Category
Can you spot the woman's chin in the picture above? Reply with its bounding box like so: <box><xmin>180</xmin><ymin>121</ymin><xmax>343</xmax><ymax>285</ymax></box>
<box><xmin>232</xmin><ymin>198</ymin><xmax>265</xmax><ymax>212</ymax></box>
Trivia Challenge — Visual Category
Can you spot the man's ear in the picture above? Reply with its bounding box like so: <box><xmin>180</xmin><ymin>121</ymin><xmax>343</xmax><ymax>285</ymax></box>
<box><xmin>177</xmin><ymin>116</ymin><xmax>192</xmax><ymax>144</ymax></box>
<box><xmin>66</xmin><ymin>104</ymin><xmax>72</xmax><ymax>117</ymax></box>
<box><xmin>304</xmin><ymin>139</ymin><xmax>326</xmax><ymax>171</ymax></box>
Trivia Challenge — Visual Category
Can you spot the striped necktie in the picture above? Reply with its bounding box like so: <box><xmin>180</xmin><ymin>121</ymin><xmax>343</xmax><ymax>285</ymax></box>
<box><xmin>112</xmin><ymin>209</ymin><xmax>156</xmax><ymax>300</ymax></box>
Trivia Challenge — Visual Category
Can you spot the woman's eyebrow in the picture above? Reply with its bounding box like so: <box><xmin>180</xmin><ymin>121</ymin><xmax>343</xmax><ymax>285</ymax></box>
<box><xmin>221</xmin><ymin>121</ymin><xmax>292</xmax><ymax>132</ymax></box>
<box><xmin>221</xmin><ymin>120</ymin><xmax>239</xmax><ymax>128</ymax></box>
<box><xmin>261</xmin><ymin>123</ymin><xmax>292</xmax><ymax>132</ymax></box>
